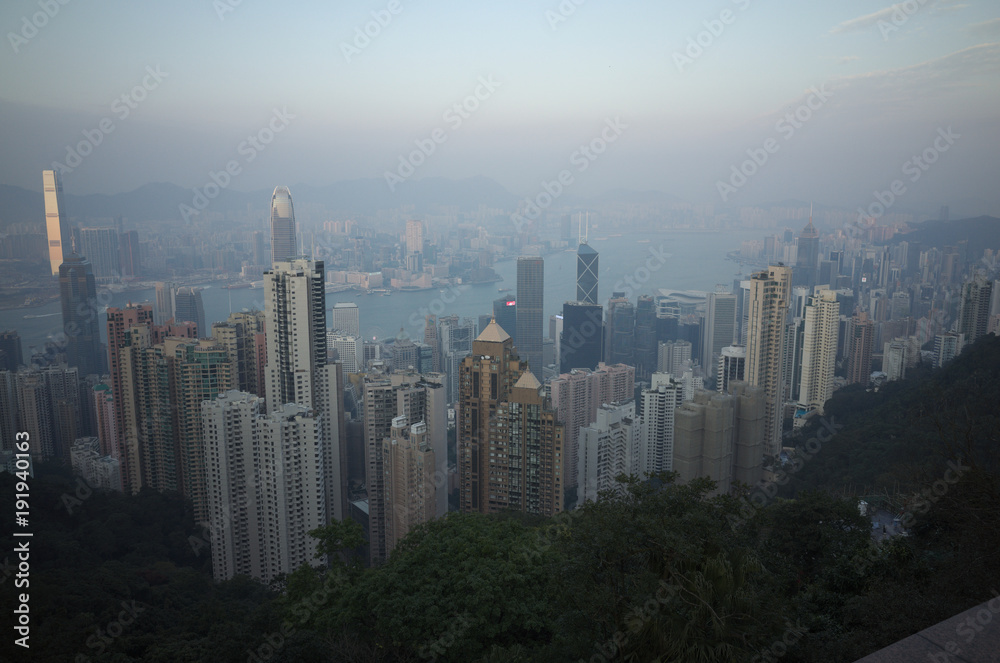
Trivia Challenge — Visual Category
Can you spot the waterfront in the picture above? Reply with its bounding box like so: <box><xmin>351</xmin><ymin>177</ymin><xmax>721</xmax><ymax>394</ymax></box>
<box><xmin>0</xmin><ymin>230</ymin><xmax>762</xmax><ymax>363</ymax></box>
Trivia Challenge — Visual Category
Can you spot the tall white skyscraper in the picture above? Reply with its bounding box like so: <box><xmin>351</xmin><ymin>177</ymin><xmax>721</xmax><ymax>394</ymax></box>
<box><xmin>639</xmin><ymin>373</ymin><xmax>684</xmax><ymax>476</ymax></box>
<box><xmin>270</xmin><ymin>186</ymin><xmax>297</xmax><ymax>265</ymax></box>
<box><xmin>43</xmin><ymin>169</ymin><xmax>72</xmax><ymax>275</ymax></box>
<box><xmin>202</xmin><ymin>391</ymin><xmax>327</xmax><ymax>583</ymax></box>
<box><xmin>578</xmin><ymin>400</ymin><xmax>639</xmax><ymax>503</ymax></box>
<box><xmin>405</xmin><ymin>219</ymin><xmax>424</xmax><ymax>272</ymax></box>
<box><xmin>154</xmin><ymin>281</ymin><xmax>176</xmax><ymax>325</ymax></box>
<box><xmin>331</xmin><ymin>302</ymin><xmax>361</xmax><ymax>337</ymax></box>
<box><xmin>746</xmin><ymin>265</ymin><xmax>791</xmax><ymax>456</ymax></box>
<box><xmin>327</xmin><ymin>333</ymin><xmax>364</xmax><ymax>377</ymax></box>
<box><xmin>797</xmin><ymin>289</ymin><xmax>840</xmax><ymax>415</ymax></box>
<box><xmin>264</xmin><ymin>258</ymin><xmax>346</xmax><ymax>521</ymax></box>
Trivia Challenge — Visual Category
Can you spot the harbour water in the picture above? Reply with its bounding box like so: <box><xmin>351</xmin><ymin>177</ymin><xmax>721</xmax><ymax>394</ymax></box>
<box><xmin>1</xmin><ymin>230</ymin><xmax>761</xmax><ymax>363</ymax></box>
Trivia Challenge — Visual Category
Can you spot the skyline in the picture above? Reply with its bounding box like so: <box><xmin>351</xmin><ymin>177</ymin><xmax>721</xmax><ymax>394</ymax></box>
<box><xmin>0</xmin><ymin>1</ymin><xmax>997</xmax><ymax>213</ymax></box>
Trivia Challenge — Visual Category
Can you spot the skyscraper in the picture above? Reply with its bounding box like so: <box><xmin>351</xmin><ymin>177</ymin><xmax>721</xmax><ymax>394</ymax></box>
<box><xmin>43</xmin><ymin>169</ymin><xmax>71</xmax><ymax>276</ymax></box>
<box><xmin>460</xmin><ymin>319</ymin><xmax>564</xmax><ymax>516</ymax></box>
<box><xmin>560</xmin><ymin>301</ymin><xmax>603</xmax><ymax>373</ymax></box>
<box><xmin>154</xmin><ymin>282</ymin><xmax>176</xmax><ymax>325</ymax></box>
<box><xmin>211</xmin><ymin>310</ymin><xmax>267</xmax><ymax>397</ymax></box>
<box><xmin>516</xmin><ymin>256</ymin><xmax>544</xmax><ymax>380</ymax></box>
<box><xmin>639</xmin><ymin>373</ymin><xmax>684</xmax><ymax>475</ymax></box>
<box><xmin>383</xmin><ymin>417</ymin><xmax>436</xmax><ymax>554</ymax></box>
<box><xmin>634</xmin><ymin>295</ymin><xmax>658</xmax><ymax>381</ymax></box>
<box><xmin>202</xmin><ymin>391</ymin><xmax>326</xmax><ymax>583</ymax></box>
<box><xmin>119</xmin><ymin>230</ymin><xmax>141</xmax><ymax>278</ymax></box>
<box><xmin>79</xmin><ymin>227</ymin><xmax>121</xmax><ymax>283</ymax></box>
<box><xmin>493</xmin><ymin>297</ymin><xmax>517</xmax><ymax>345</ymax></box>
<box><xmin>327</xmin><ymin>333</ymin><xmax>364</xmax><ymax>377</ymax></box>
<box><xmin>745</xmin><ymin>265</ymin><xmax>791</xmax><ymax>456</ymax></box>
<box><xmin>439</xmin><ymin>315</ymin><xmax>476</xmax><ymax>404</ymax></box>
<box><xmin>264</xmin><ymin>258</ymin><xmax>346</xmax><ymax>521</ymax></box>
<box><xmin>423</xmin><ymin>315</ymin><xmax>440</xmax><ymax>373</ymax></box>
<box><xmin>362</xmin><ymin>370</ymin><xmax>447</xmax><ymax>565</ymax></box>
<box><xmin>173</xmin><ymin>287</ymin><xmax>206</xmax><ymax>337</ymax></box>
<box><xmin>933</xmin><ymin>332</ymin><xmax>964</xmax><ymax>368</ymax></box>
<box><xmin>958</xmin><ymin>274</ymin><xmax>994</xmax><ymax>345</ymax></box>
<box><xmin>550</xmin><ymin>362</ymin><xmax>635</xmax><ymax>502</ymax></box>
<box><xmin>578</xmin><ymin>401</ymin><xmax>638</xmax><ymax>503</ymax></box>
<box><xmin>797</xmin><ymin>290</ymin><xmax>840</xmax><ymax>415</ymax></box>
<box><xmin>608</xmin><ymin>298</ymin><xmax>637</xmax><ymax>368</ymax></box>
<box><xmin>702</xmin><ymin>291</ymin><xmax>737</xmax><ymax>380</ymax></box>
<box><xmin>846</xmin><ymin>312</ymin><xmax>874</xmax><ymax>385</ymax></box>
<box><xmin>795</xmin><ymin>212</ymin><xmax>820</xmax><ymax>287</ymax></box>
<box><xmin>331</xmin><ymin>302</ymin><xmax>361</xmax><ymax>337</ymax></box>
<box><xmin>0</xmin><ymin>330</ymin><xmax>23</xmax><ymax>372</ymax></box>
<box><xmin>59</xmin><ymin>253</ymin><xmax>105</xmax><ymax>377</ymax></box>
<box><xmin>405</xmin><ymin>220</ymin><xmax>424</xmax><ymax>272</ymax></box>
<box><xmin>270</xmin><ymin>186</ymin><xmax>297</xmax><ymax>265</ymax></box>
<box><xmin>717</xmin><ymin>346</ymin><xmax>746</xmax><ymax>394</ymax></box>
<box><xmin>576</xmin><ymin>242</ymin><xmax>599</xmax><ymax>305</ymax></box>
<box><xmin>107</xmin><ymin>304</ymin><xmax>155</xmax><ymax>493</ymax></box>
<box><xmin>170</xmin><ymin>339</ymin><xmax>235</xmax><ymax>523</ymax></box>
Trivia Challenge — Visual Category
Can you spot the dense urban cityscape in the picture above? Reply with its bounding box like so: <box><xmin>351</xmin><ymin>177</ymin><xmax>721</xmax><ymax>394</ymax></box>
<box><xmin>2</xmin><ymin>1</ymin><xmax>999</xmax><ymax>661</ymax></box>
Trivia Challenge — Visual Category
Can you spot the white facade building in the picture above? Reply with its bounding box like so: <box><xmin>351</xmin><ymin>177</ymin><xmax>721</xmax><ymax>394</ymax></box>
<box><xmin>202</xmin><ymin>392</ymin><xmax>327</xmax><ymax>583</ymax></box>
<box><xmin>578</xmin><ymin>401</ymin><xmax>639</xmax><ymax>503</ymax></box>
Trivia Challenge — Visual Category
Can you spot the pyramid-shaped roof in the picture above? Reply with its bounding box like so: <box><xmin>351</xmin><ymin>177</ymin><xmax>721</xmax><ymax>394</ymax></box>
<box><xmin>476</xmin><ymin>318</ymin><xmax>511</xmax><ymax>343</ymax></box>
<box><xmin>513</xmin><ymin>370</ymin><xmax>541</xmax><ymax>390</ymax></box>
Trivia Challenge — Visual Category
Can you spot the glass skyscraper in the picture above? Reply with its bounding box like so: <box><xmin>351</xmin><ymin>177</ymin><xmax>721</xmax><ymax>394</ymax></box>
<box><xmin>269</xmin><ymin>186</ymin><xmax>297</xmax><ymax>264</ymax></box>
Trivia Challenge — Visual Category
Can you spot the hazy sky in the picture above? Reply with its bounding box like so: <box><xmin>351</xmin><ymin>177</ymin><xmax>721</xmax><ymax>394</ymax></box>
<box><xmin>1</xmin><ymin>0</ymin><xmax>998</xmax><ymax>212</ymax></box>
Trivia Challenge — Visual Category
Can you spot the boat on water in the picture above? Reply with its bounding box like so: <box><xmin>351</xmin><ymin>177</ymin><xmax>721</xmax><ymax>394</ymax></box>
<box><xmin>23</xmin><ymin>312</ymin><xmax>59</xmax><ymax>319</ymax></box>
<box><xmin>497</xmin><ymin>287</ymin><xmax>511</xmax><ymax>293</ymax></box>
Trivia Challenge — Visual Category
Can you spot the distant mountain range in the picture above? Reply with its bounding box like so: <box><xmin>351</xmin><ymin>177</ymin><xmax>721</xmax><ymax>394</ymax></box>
<box><xmin>0</xmin><ymin>176</ymin><xmax>528</xmax><ymax>228</ymax></box>
<box><xmin>890</xmin><ymin>215</ymin><xmax>1000</xmax><ymax>252</ymax></box>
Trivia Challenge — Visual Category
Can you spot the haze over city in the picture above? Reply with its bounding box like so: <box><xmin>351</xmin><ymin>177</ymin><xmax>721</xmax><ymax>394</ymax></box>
<box><xmin>2</xmin><ymin>2</ymin><xmax>1000</xmax><ymax>662</ymax></box>
<box><xmin>1</xmin><ymin>0</ymin><xmax>999</xmax><ymax>214</ymax></box>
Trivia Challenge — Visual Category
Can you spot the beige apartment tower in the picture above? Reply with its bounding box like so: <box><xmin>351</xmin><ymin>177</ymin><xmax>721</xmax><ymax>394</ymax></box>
<box><xmin>458</xmin><ymin>318</ymin><xmax>564</xmax><ymax>516</ymax></box>
<box><xmin>745</xmin><ymin>265</ymin><xmax>791</xmax><ymax>456</ymax></box>
<box><xmin>383</xmin><ymin>417</ymin><xmax>436</xmax><ymax>554</ymax></box>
